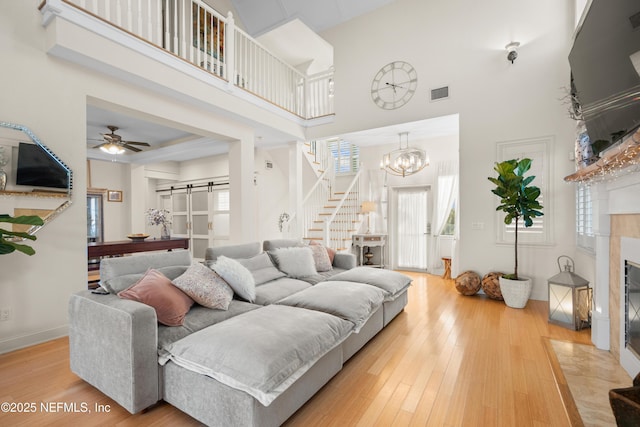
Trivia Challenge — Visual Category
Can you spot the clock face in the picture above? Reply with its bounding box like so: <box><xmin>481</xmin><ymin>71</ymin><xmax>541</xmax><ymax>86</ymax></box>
<box><xmin>371</xmin><ymin>61</ymin><xmax>418</xmax><ymax>110</ymax></box>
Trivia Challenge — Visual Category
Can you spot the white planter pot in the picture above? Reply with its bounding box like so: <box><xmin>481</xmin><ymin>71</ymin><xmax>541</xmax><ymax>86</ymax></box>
<box><xmin>499</xmin><ymin>276</ymin><xmax>532</xmax><ymax>308</ymax></box>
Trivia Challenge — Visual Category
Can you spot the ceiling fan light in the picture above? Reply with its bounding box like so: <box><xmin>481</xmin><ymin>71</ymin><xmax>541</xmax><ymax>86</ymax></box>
<box><xmin>100</xmin><ymin>143</ymin><xmax>125</xmax><ymax>155</ymax></box>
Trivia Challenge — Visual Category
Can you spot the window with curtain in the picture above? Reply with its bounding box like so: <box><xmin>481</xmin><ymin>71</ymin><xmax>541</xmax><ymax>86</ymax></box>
<box><xmin>441</xmin><ymin>203</ymin><xmax>456</xmax><ymax>235</ymax></box>
<box><xmin>328</xmin><ymin>139</ymin><xmax>359</xmax><ymax>174</ymax></box>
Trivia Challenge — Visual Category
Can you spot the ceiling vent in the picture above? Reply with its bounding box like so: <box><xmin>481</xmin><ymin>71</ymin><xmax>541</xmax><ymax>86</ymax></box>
<box><xmin>430</xmin><ymin>86</ymin><xmax>449</xmax><ymax>102</ymax></box>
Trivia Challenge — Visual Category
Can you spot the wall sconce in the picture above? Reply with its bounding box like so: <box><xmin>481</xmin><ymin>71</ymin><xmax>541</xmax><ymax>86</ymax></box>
<box><xmin>547</xmin><ymin>256</ymin><xmax>592</xmax><ymax>330</ymax></box>
<box><xmin>361</xmin><ymin>201</ymin><xmax>376</xmax><ymax>234</ymax></box>
<box><xmin>505</xmin><ymin>42</ymin><xmax>520</xmax><ymax>64</ymax></box>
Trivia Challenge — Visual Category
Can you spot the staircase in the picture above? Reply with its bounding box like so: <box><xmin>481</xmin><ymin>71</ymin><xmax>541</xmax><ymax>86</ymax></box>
<box><xmin>299</xmin><ymin>140</ymin><xmax>363</xmax><ymax>250</ymax></box>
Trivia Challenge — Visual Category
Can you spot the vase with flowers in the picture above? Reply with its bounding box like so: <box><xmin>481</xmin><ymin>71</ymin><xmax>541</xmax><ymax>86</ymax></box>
<box><xmin>146</xmin><ymin>208</ymin><xmax>172</xmax><ymax>240</ymax></box>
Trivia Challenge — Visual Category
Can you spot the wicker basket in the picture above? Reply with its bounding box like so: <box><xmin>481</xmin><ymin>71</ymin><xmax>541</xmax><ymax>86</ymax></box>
<box><xmin>499</xmin><ymin>276</ymin><xmax>532</xmax><ymax>308</ymax></box>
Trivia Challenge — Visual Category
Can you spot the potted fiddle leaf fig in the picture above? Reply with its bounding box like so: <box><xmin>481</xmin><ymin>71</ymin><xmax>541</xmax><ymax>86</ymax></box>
<box><xmin>488</xmin><ymin>158</ymin><xmax>544</xmax><ymax>308</ymax></box>
<box><xmin>0</xmin><ymin>214</ymin><xmax>45</xmax><ymax>255</ymax></box>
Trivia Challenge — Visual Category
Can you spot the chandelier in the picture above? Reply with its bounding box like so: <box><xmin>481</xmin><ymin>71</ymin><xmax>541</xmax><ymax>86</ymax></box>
<box><xmin>381</xmin><ymin>132</ymin><xmax>429</xmax><ymax>177</ymax></box>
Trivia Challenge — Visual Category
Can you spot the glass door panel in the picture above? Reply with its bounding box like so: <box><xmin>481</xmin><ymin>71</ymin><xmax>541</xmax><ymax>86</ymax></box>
<box><xmin>192</xmin><ymin>238</ymin><xmax>210</xmax><ymax>260</ymax></box>
<box><xmin>191</xmin><ymin>189</ymin><xmax>209</xmax><ymax>211</ymax></box>
<box><xmin>171</xmin><ymin>190</ymin><xmax>189</xmax><ymax>237</ymax></box>
<box><xmin>192</xmin><ymin>214</ymin><xmax>210</xmax><ymax>235</ymax></box>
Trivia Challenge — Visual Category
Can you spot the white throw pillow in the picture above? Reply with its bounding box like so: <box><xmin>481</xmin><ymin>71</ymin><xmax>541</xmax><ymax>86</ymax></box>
<box><xmin>213</xmin><ymin>256</ymin><xmax>256</xmax><ymax>302</ymax></box>
<box><xmin>173</xmin><ymin>262</ymin><xmax>234</xmax><ymax>310</ymax></box>
<box><xmin>272</xmin><ymin>247</ymin><xmax>317</xmax><ymax>278</ymax></box>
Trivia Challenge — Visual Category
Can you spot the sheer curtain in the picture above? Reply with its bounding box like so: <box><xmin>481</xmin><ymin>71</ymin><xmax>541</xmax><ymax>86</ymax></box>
<box><xmin>397</xmin><ymin>188</ymin><xmax>428</xmax><ymax>269</ymax></box>
<box><xmin>428</xmin><ymin>161</ymin><xmax>458</xmax><ymax>271</ymax></box>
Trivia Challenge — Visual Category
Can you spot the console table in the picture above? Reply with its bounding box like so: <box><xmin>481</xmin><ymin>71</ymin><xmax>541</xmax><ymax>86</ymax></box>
<box><xmin>352</xmin><ymin>234</ymin><xmax>387</xmax><ymax>268</ymax></box>
<box><xmin>88</xmin><ymin>237</ymin><xmax>189</xmax><ymax>258</ymax></box>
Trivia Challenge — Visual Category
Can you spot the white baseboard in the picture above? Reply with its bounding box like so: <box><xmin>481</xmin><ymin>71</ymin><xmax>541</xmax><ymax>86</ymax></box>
<box><xmin>0</xmin><ymin>325</ymin><xmax>68</xmax><ymax>355</ymax></box>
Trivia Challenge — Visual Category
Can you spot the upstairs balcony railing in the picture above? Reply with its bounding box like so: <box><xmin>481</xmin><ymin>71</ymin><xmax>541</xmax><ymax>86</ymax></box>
<box><xmin>58</xmin><ymin>0</ymin><xmax>334</xmax><ymax>119</ymax></box>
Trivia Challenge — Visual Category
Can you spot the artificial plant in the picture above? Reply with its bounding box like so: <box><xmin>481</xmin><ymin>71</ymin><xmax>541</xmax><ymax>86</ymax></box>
<box><xmin>0</xmin><ymin>214</ymin><xmax>45</xmax><ymax>255</ymax></box>
<box><xmin>488</xmin><ymin>158</ymin><xmax>544</xmax><ymax>280</ymax></box>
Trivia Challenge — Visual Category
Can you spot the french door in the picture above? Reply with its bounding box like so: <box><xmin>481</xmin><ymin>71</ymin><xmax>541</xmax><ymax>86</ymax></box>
<box><xmin>160</xmin><ymin>184</ymin><xmax>230</xmax><ymax>261</ymax></box>
<box><xmin>393</xmin><ymin>186</ymin><xmax>429</xmax><ymax>270</ymax></box>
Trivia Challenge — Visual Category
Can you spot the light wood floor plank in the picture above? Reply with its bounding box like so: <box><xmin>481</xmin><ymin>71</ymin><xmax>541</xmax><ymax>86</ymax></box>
<box><xmin>0</xmin><ymin>272</ymin><xmax>592</xmax><ymax>426</ymax></box>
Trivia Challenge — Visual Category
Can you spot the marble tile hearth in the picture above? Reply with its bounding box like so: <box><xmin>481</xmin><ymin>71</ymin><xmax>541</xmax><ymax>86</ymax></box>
<box><xmin>545</xmin><ymin>338</ymin><xmax>632</xmax><ymax>426</ymax></box>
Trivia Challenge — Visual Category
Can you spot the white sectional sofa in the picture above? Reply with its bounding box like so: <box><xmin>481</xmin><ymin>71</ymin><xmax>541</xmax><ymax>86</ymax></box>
<box><xmin>68</xmin><ymin>240</ymin><xmax>411</xmax><ymax>426</ymax></box>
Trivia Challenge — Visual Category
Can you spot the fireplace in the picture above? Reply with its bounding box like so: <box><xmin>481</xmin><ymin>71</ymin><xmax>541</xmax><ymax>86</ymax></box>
<box><xmin>619</xmin><ymin>236</ymin><xmax>640</xmax><ymax>376</ymax></box>
<box><xmin>625</xmin><ymin>260</ymin><xmax>640</xmax><ymax>358</ymax></box>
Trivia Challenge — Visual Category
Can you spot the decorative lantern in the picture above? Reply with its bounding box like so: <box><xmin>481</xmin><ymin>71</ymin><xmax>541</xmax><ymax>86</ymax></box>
<box><xmin>548</xmin><ymin>256</ymin><xmax>592</xmax><ymax>330</ymax></box>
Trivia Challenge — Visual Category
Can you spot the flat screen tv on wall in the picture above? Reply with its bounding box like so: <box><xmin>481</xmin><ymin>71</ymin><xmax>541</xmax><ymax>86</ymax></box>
<box><xmin>15</xmin><ymin>142</ymin><xmax>69</xmax><ymax>189</ymax></box>
<box><xmin>569</xmin><ymin>0</ymin><xmax>640</xmax><ymax>156</ymax></box>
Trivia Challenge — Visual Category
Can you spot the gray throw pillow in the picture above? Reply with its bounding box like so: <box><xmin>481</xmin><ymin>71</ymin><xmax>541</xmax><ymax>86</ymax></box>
<box><xmin>173</xmin><ymin>262</ymin><xmax>234</xmax><ymax>310</ymax></box>
<box><xmin>213</xmin><ymin>256</ymin><xmax>256</xmax><ymax>302</ymax></box>
<box><xmin>237</xmin><ymin>252</ymin><xmax>286</xmax><ymax>286</ymax></box>
<box><xmin>271</xmin><ymin>247</ymin><xmax>317</xmax><ymax>278</ymax></box>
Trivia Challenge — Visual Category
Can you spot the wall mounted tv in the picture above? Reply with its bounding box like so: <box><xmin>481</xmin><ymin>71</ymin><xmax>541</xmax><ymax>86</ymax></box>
<box><xmin>16</xmin><ymin>142</ymin><xmax>69</xmax><ymax>189</ymax></box>
<box><xmin>569</xmin><ymin>0</ymin><xmax>640</xmax><ymax>156</ymax></box>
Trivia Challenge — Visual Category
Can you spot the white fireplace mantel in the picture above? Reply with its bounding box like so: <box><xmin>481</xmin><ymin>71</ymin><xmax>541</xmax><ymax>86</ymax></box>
<box><xmin>590</xmin><ymin>169</ymin><xmax>640</xmax><ymax>378</ymax></box>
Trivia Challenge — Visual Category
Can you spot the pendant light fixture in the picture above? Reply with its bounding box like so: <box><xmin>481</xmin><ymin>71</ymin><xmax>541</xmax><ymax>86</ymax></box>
<box><xmin>381</xmin><ymin>132</ymin><xmax>428</xmax><ymax>177</ymax></box>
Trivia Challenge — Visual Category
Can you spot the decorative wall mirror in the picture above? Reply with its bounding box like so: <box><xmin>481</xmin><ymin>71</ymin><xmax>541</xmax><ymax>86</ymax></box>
<box><xmin>0</xmin><ymin>121</ymin><xmax>73</xmax><ymax>239</ymax></box>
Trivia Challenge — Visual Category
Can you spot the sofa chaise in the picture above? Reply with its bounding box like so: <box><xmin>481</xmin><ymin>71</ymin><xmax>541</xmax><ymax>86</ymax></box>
<box><xmin>68</xmin><ymin>240</ymin><xmax>411</xmax><ymax>426</ymax></box>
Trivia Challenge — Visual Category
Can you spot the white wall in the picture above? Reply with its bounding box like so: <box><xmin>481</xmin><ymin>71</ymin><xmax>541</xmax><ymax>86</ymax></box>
<box><xmin>309</xmin><ymin>0</ymin><xmax>578</xmax><ymax>300</ymax></box>
<box><xmin>0</xmin><ymin>1</ymin><xmax>87</xmax><ymax>352</ymax></box>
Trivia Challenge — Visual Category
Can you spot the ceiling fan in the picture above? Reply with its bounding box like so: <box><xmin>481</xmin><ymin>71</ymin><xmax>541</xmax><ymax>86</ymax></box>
<box><xmin>92</xmin><ymin>125</ymin><xmax>151</xmax><ymax>154</ymax></box>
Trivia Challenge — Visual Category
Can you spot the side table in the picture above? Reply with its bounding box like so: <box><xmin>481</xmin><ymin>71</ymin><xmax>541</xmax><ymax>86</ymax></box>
<box><xmin>352</xmin><ymin>234</ymin><xmax>387</xmax><ymax>268</ymax></box>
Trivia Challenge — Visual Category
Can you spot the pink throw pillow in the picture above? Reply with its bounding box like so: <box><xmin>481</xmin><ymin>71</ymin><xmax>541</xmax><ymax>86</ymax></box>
<box><xmin>118</xmin><ymin>268</ymin><xmax>194</xmax><ymax>326</ymax></box>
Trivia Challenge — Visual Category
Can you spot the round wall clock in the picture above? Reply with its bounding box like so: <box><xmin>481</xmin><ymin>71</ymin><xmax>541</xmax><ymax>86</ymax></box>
<box><xmin>371</xmin><ymin>61</ymin><xmax>418</xmax><ymax>110</ymax></box>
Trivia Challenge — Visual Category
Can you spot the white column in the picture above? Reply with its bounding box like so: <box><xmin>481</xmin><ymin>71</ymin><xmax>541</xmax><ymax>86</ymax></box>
<box><xmin>130</xmin><ymin>163</ymin><xmax>147</xmax><ymax>233</ymax></box>
<box><xmin>289</xmin><ymin>141</ymin><xmax>303</xmax><ymax>238</ymax></box>
<box><xmin>591</xmin><ymin>182</ymin><xmax>610</xmax><ymax>350</ymax></box>
<box><xmin>229</xmin><ymin>135</ymin><xmax>255</xmax><ymax>244</ymax></box>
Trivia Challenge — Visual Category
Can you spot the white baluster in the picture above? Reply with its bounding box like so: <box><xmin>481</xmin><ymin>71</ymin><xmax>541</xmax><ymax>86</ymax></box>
<box><xmin>225</xmin><ymin>11</ymin><xmax>235</xmax><ymax>84</ymax></box>
<box><xmin>180</xmin><ymin>0</ymin><xmax>187</xmax><ymax>59</ymax></box>
<box><xmin>126</xmin><ymin>0</ymin><xmax>132</xmax><ymax>32</ymax></box>
<box><xmin>147</xmin><ymin>0</ymin><xmax>153</xmax><ymax>41</ymax></box>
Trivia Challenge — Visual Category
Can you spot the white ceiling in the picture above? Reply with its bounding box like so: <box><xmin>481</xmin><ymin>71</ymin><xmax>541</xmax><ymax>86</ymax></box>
<box><xmin>86</xmin><ymin>105</ymin><xmax>229</xmax><ymax>163</ymax></box>
<box><xmin>230</xmin><ymin>0</ymin><xmax>397</xmax><ymax>37</ymax></box>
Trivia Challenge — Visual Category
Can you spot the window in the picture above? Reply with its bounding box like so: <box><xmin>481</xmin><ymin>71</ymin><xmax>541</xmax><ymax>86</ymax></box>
<box><xmin>441</xmin><ymin>204</ymin><xmax>456</xmax><ymax>235</ymax></box>
<box><xmin>495</xmin><ymin>137</ymin><xmax>551</xmax><ymax>245</ymax></box>
<box><xmin>328</xmin><ymin>139</ymin><xmax>359</xmax><ymax>174</ymax></box>
<box><xmin>576</xmin><ymin>183</ymin><xmax>595</xmax><ymax>252</ymax></box>
<box><xmin>87</xmin><ymin>193</ymin><xmax>104</xmax><ymax>243</ymax></box>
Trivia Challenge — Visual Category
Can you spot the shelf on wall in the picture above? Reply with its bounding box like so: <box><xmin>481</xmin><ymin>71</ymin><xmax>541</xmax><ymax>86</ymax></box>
<box><xmin>564</xmin><ymin>128</ymin><xmax>640</xmax><ymax>183</ymax></box>
<box><xmin>0</xmin><ymin>190</ymin><xmax>69</xmax><ymax>198</ymax></box>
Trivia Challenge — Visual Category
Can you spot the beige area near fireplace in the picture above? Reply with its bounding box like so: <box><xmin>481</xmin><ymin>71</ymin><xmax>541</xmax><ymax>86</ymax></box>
<box><xmin>609</xmin><ymin>214</ymin><xmax>640</xmax><ymax>362</ymax></box>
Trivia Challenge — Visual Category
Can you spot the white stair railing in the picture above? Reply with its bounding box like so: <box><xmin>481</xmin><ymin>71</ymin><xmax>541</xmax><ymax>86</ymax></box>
<box><xmin>322</xmin><ymin>166</ymin><xmax>362</xmax><ymax>249</ymax></box>
<box><xmin>301</xmin><ymin>160</ymin><xmax>334</xmax><ymax>241</ymax></box>
<box><xmin>57</xmin><ymin>0</ymin><xmax>334</xmax><ymax>119</ymax></box>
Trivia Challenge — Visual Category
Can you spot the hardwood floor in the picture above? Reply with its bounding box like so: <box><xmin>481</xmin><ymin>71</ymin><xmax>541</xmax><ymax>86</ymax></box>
<box><xmin>0</xmin><ymin>272</ymin><xmax>591</xmax><ymax>426</ymax></box>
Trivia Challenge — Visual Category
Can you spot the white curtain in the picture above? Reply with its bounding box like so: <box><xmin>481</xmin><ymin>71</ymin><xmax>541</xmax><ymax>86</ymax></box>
<box><xmin>428</xmin><ymin>161</ymin><xmax>458</xmax><ymax>271</ymax></box>
<box><xmin>397</xmin><ymin>188</ymin><xmax>428</xmax><ymax>269</ymax></box>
